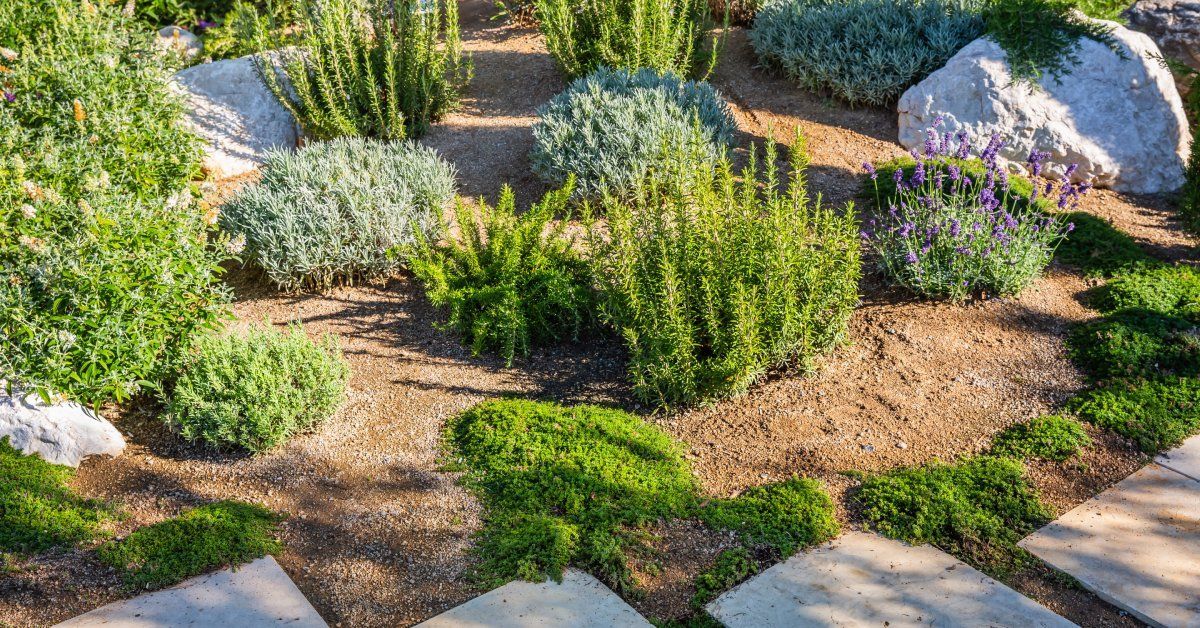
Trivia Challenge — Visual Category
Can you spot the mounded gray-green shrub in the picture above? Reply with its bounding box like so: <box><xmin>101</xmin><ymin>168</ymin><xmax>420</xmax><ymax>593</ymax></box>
<box><xmin>166</xmin><ymin>324</ymin><xmax>349</xmax><ymax>452</ymax></box>
<box><xmin>750</xmin><ymin>0</ymin><xmax>984</xmax><ymax>106</ymax></box>
<box><xmin>220</xmin><ymin>138</ymin><xmax>456</xmax><ymax>291</ymax></box>
<box><xmin>530</xmin><ymin>67</ymin><xmax>736</xmax><ymax>198</ymax></box>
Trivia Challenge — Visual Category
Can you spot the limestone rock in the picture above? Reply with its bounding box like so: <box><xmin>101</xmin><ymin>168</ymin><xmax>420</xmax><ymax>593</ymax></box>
<box><xmin>156</xmin><ymin>26</ymin><xmax>203</xmax><ymax>60</ymax></box>
<box><xmin>1125</xmin><ymin>0</ymin><xmax>1200</xmax><ymax>72</ymax></box>
<box><xmin>898</xmin><ymin>22</ymin><xmax>1191</xmax><ymax>194</ymax></box>
<box><xmin>172</xmin><ymin>53</ymin><xmax>301</xmax><ymax>179</ymax></box>
<box><xmin>0</xmin><ymin>385</ymin><xmax>125</xmax><ymax>467</ymax></box>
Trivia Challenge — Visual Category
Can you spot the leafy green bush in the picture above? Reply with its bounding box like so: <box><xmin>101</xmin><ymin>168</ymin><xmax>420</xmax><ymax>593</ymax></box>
<box><xmin>531</xmin><ymin>67</ymin><xmax>736</xmax><ymax>198</ymax></box>
<box><xmin>257</xmin><ymin>0</ymin><xmax>467</xmax><ymax>140</ymax></box>
<box><xmin>991</xmin><ymin>415</ymin><xmax>1090</xmax><ymax>461</ymax></box>
<box><xmin>535</xmin><ymin>0</ymin><xmax>719</xmax><ymax>79</ymax></box>
<box><xmin>1093</xmin><ymin>265</ymin><xmax>1200</xmax><ymax>317</ymax></box>
<box><xmin>200</xmin><ymin>0</ymin><xmax>297</xmax><ymax>62</ymax></box>
<box><xmin>751</xmin><ymin>0</ymin><xmax>983</xmax><ymax>106</ymax></box>
<box><xmin>220</xmin><ymin>137</ymin><xmax>455</xmax><ymax>291</ymax></box>
<box><xmin>587</xmin><ymin>132</ymin><xmax>860</xmax><ymax>405</ymax></box>
<box><xmin>691</xmin><ymin>548</ymin><xmax>758</xmax><ymax>608</ymax></box>
<box><xmin>1070</xmin><ymin>376</ymin><xmax>1200</xmax><ymax>453</ymax></box>
<box><xmin>982</xmin><ymin>0</ymin><xmax>1120</xmax><ymax>83</ymax></box>
<box><xmin>0</xmin><ymin>0</ymin><xmax>226</xmax><ymax>405</ymax></box>
<box><xmin>0</xmin><ymin>437</ymin><xmax>112</xmax><ymax>553</ymax></box>
<box><xmin>98</xmin><ymin>501</ymin><xmax>281</xmax><ymax>590</ymax></box>
<box><xmin>701</xmin><ymin>479</ymin><xmax>840</xmax><ymax>556</ymax></box>
<box><xmin>166</xmin><ymin>324</ymin><xmax>349</xmax><ymax>452</ymax></box>
<box><xmin>1069</xmin><ymin>309</ymin><xmax>1200</xmax><ymax>381</ymax></box>
<box><xmin>447</xmin><ymin>399</ymin><xmax>698</xmax><ymax>592</ymax></box>
<box><xmin>134</xmin><ymin>0</ymin><xmax>228</xmax><ymax>27</ymax></box>
<box><xmin>410</xmin><ymin>184</ymin><xmax>597</xmax><ymax>366</ymax></box>
<box><xmin>858</xmin><ymin>456</ymin><xmax>1051</xmax><ymax>567</ymax></box>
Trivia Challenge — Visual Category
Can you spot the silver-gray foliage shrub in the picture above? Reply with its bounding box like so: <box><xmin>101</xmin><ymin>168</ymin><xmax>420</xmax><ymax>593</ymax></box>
<box><xmin>750</xmin><ymin>0</ymin><xmax>984</xmax><ymax>106</ymax></box>
<box><xmin>530</xmin><ymin>67</ymin><xmax>737</xmax><ymax>198</ymax></box>
<box><xmin>220</xmin><ymin>138</ymin><xmax>455</xmax><ymax>291</ymax></box>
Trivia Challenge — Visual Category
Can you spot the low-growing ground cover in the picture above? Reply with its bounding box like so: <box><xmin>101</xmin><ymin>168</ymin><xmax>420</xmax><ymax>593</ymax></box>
<box><xmin>3</xmin><ymin>2</ymin><xmax>1195</xmax><ymax>627</ymax></box>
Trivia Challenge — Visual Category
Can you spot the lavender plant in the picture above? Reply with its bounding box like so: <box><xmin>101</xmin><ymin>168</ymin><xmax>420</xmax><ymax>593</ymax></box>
<box><xmin>862</xmin><ymin>123</ymin><xmax>1083</xmax><ymax>301</ymax></box>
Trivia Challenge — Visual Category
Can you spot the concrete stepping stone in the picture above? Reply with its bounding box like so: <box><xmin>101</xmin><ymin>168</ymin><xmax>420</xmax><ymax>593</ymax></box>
<box><xmin>1156</xmin><ymin>434</ymin><xmax>1200</xmax><ymax>483</ymax></box>
<box><xmin>416</xmin><ymin>569</ymin><xmax>651</xmax><ymax>628</ymax></box>
<box><xmin>55</xmin><ymin>556</ymin><xmax>326</xmax><ymax>627</ymax></box>
<box><xmin>1019</xmin><ymin>463</ymin><xmax>1200</xmax><ymax>628</ymax></box>
<box><xmin>707</xmin><ymin>531</ymin><xmax>1074</xmax><ymax>627</ymax></box>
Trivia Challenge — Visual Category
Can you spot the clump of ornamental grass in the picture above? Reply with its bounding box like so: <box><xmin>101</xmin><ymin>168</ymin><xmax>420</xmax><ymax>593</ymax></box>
<box><xmin>255</xmin><ymin>0</ymin><xmax>468</xmax><ymax>140</ymax></box>
<box><xmin>586</xmin><ymin>130</ymin><xmax>861</xmax><ymax>406</ymax></box>
<box><xmin>530</xmin><ymin>67</ymin><xmax>736</xmax><ymax>199</ymax></box>
<box><xmin>535</xmin><ymin>0</ymin><xmax>720</xmax><ymax>80</ymax></box>
<box><xmin>219</xmin><ymin>137</ymin><xmax>455</xmax><ymax>291</ymax></box>
<box><xmin>409</xmin><ymin>182</ymin><xmax>597</xmax><ymax>366</ymax></box>
<box><xmin>862</xmin><ymin>122</ymin><xmax>1081</xmax><ymax>301</ymax></box>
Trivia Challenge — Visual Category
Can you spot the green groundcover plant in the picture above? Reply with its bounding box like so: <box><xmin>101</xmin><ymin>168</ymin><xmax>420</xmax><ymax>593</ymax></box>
<box><xmin>99</xmin><ymin>501</ymin><xmax>282</xmax><ymax>590</ymax></box>
<box><xmin>165</xmin><ymin>324</ymin><xmax>349</xmax><ymax>452</ymax></box>
<box><xmin>0</xmin><ymin>437</ymin><xmax>113</xmax><ymax>554</ymax></box>
<box><xmin>0</xmin><ymin>0</ymin><xmax>227</xmax><ymax>405</ymax></box>
<box><xmin>586</xmin><ymin>131</ymin><xmax>861</xmax><ymax>405</ymax></box>
<box><xmin>256</xmin><ymin>0</ymin><xmax>468</xmax><ymax>140</ymax></box>
<box><xmin>535</xmin><ymin>0</ymin><xmax>720</xmax><ymax>80</ymax></box>
<box><xmin>410</xmin><ymin>183</ymin><xmax>597</xmax><ymax>366</ymax></box>
<box><xmin>1070</xmin><ymin>376</ymin><xmax>1200</xmax><ymax>454</ymax></box>
<box><xmin>220</xmin><ymin>137</ymin><xmax>456</xmax><ymax>291</ymax></box>
<box><xmin>531</xmin><ymin>67</ymin><xmax>736</xmax><ymax>199</ymax></box>
<box><xmin>863</xmin><ymin>123</ymin><xmax>1079</xmax><ymax>301</ymax></box>
<box><xmin>447</xmin><ymin>399</ymin><xmax>839</xmax><ymax>593</ymax></box>
<box><xmin>990</xmin><ymin>415</ymin><xmax>1090</xmax><ymax>461</ymax></box>
<box><xmin>858</xmin><ymin>455</ymin><xmax>1051</xmax><ymax>569</ymax></box>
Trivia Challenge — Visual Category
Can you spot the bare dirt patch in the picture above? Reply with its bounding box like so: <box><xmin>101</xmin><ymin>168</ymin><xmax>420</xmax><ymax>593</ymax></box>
<box><xmin>4</xmin><ymin>2</ymin><xmax>1194</xmax><ymax>626</ymax></box>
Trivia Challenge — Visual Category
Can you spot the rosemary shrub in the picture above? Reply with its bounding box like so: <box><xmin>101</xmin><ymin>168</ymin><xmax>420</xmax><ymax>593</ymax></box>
<box><xmin>586</xmin><ymin>131</ymin><xmax>861</xmax><ymax>405</ymax></box>
<box><xmin>409</xmin><ymin>182</ymin><xmax>597</xmax><ymax>366</ymax></box>
<box><xmin>256</xmin><ymin>0</ymin><xmax>468</xmax><ymax>140</ymax></box>
<box><xmin>535</xmin><ymin>0</ymin><xmax>721</xmax><ymax>79</ymax></box>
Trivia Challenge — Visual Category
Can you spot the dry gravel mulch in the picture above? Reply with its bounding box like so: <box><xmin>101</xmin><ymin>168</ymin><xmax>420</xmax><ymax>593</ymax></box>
<box><xmin>3</xmin><ymin>2</ymin><xmax>1196</xmax><ymax>626</ymax></box>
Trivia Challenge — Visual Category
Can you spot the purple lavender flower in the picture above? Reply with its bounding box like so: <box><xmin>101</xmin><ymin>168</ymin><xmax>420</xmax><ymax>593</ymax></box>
<box><xmin>905</xmin><ymin>251</ymin><xmax>919</xmax><ymax>264</ymax></box>
<box><xmin>912</xmin><ymin>160</ymin><xmax>927</xmax><ymax>186</ymax></box>
<box><xmin>1065</xmin><ymin>163</ymin><xmax>1079</xmax><ymax>178</ymax></box>
<box><xmin>893</xmin><ymin>168</ymin><xmax>905</xmax><ymax>187</ymax></box>
<box><xmin>1027</xmin><ymin>149</ymin><xmax>1050</xmax><ymax>177</ymax></box>
<box><xmin>948</xmin><ymin>164</ymin><xmax>961</xmax><ymax>182</ymax></box>
<box><xmin>980</xmin><ymin>133</ymin><xmax>1005</xmax><ymax>167</ymax></box>
<box><xmin>899</xmin><ymin>222</ymin><xmax>914</xmax><ymax>237</ymax></box>
<box><xmin>2</xmin><ymin>92</ymin><xmax>13</xmax><ymax>103</ymax></box>
<box><xmin>949</xmin><ymin>219</ymin><xmax>961</xmax><ymax>237</ymax></box>
<box><xmin>863</xmin><ymin>162</ymin><xmax>877</xmax><ymax>180</ymax></box>
<box><xmin>956</xmin><ymin>131</ymin><xmax>971</xmax><ymax>159</ymax></box>
<box><xmin>1066</xmin><ymin>222</ymin><xmax>1075</xmax><ymax>233</ymax></box>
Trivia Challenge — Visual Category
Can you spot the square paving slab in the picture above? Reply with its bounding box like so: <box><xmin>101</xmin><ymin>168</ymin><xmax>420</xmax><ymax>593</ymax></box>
<box><xmin>1019</xmin><ymin>463</ymin><xmax>1200</xmax><ymax>628</ymax></box>
<box><xmin>55</xmin><ymin>556</ymin><xmax>326</xmax><ymax>627</ymax></box>
<box><xmin>1156</xmin><ymin>435</ymin><xmax>1200</xmax><ymax>483</ymax></box>
<box><xmin>415</xmin><ymin>569</ymin><xmax>652</xmax><ymax>627</ymax></box>
<box><xmin>707</xmin><ymin>531</ymin><xmax>1075</xmax><ymax>627</ymax></box>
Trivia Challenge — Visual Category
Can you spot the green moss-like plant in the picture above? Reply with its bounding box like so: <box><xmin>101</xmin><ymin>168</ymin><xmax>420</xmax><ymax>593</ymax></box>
<box><xmin>98</xmin><ymin>501</ymin><xmax>281</xmax><ymax>590</ymax></box>
<box><xmin>1093</xmin><ymin>265</ymin><xmax>1200</xmax><ymax>317</ymax></box>
<box><xmin>166</xmin><ymin>324</ymin><xmax>349</xmax><ymax>452</ymax></box>
<box><xmin>0</xmin><ymin>437</ymin><xmax>111</xmax><ymax>553</ymax></box>
<box><xmin>409</xmin><ymin>183</ymin><xmax>597</xmax><ymax>366</ymax></box>
<box><xmin>447</xmin><ymin>399</ymin><xmax>699</xmax><ymax>593</ymax></box>
<box><xmin>858</xmin><ymin>456</ymin><xmax>1051</xmax><ymax>569</ymax></box>
<box><xmin>991</xmin><ymin>415</ymin><xmax>1091</xmax><ymax>461</ymax></box>
<box><xmin>1069</xmin><ymin>309</ymin><xmax>1200</xmax><ymax>382</ymax></box>
<box><xmin>1070</xmin><ymin>376</ymin><xmax>1200</xmax><ymax>453</ymax></box>
<box><xmin>700</xmin><ymin>479</ymin><xmax>840</xmax><ymax>556</ymax></box>
<box><xmin>690</xmin><ymin>547</ymin><xmax>758</xmax><ymax>608</ymax></box>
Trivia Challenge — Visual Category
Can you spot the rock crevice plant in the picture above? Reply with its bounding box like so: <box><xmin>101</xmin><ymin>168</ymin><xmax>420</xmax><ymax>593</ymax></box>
<box><xmin>255</xmin><ymin>0</ymin><xmax>468</xmax><ymax>140</ymax></box>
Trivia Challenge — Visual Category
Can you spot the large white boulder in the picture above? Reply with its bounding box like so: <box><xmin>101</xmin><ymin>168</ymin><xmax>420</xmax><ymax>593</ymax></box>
<box><xmin>172</xmin><ymin>53</ymin><xmax>301</xmax><ymax>180</ymax></box>
<box><xmin>1</xmin><ymin>386</ymin><xmax>125</xmax><ymax>467</ymax></box>
<box><xmin>898</xmin><ymin>22</ymin><xmax>1191</xmax><ymax>194</ymax></box>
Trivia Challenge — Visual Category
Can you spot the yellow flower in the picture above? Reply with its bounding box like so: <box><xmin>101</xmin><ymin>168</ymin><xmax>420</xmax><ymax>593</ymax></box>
<box><xmin>18</xmin><ymin>235</ymin><xmax>45</xmax><ymax>253</ymax></box>
<box><xmin>0</xmin><ymin>48</ymin><xmax>16</xmax><ymax>62</ymax></box>
<box><xmin>21</xmin><ymin>180</ymin><xmax>42</xmax><ymax>200</ymax></box>
<box><xmin>72</xmin><ymin>99</ymin><xmax>85</xmax><ymax>122</ymax></box>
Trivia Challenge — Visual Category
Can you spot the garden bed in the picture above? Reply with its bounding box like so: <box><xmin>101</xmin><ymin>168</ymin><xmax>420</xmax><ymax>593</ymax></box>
<box><xmin>2</xmin><ymin>1</ymin><xmax>1196</xmax><ymax>626</ymax></box>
